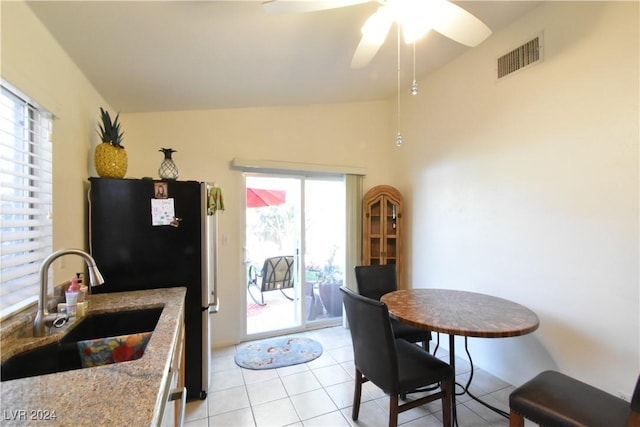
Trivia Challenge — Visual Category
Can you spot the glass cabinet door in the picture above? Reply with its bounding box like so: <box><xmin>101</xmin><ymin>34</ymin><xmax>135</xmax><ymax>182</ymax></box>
<box><xmin>362</xmin><ymin>185</ymin><xmax>404</xmax><ymax>287</ymax></box>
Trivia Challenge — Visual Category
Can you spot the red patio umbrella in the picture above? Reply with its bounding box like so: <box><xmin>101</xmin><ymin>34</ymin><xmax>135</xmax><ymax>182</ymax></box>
<box><xmin>246</xmin><ymin>188</ymin><xmax>286</xmax><ymax>208</ymax></box>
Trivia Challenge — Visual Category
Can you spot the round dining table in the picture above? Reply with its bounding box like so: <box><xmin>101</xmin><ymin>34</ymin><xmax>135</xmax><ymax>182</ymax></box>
<box><xmin>381</xmin><ymin>288</ymin><xmax>539</xmax><ymax>421</ymax></box>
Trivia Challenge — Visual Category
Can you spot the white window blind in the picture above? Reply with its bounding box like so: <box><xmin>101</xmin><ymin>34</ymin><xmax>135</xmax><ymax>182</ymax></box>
<box><xmin>0</xmin><ymin>83</ymin><xmax>53</xmax><ymax>317</ymax></box>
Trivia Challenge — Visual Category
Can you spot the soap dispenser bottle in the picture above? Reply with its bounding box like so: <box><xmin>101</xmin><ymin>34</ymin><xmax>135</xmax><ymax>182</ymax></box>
<box><xmin>76</xmin><ymin>272</ymin><xmax>88</xmax><ymax>303</ymax></box>
<box><xmin>66</xmin><ymin>277</ymin><xmax>80</xmax><ymax>316</ymax></box>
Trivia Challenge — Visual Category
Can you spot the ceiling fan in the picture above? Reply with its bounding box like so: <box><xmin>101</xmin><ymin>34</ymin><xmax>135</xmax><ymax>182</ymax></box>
<box><xmin>262</xmin><ymin>0</ymin><xmax>492</xmax><ymax>68</ymax></box>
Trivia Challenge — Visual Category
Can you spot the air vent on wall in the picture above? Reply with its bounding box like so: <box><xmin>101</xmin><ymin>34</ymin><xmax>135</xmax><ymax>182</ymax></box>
<box><xmin>497</xmin><ymin>33</ymin><xmax>543</xmax><ymax>79</ymax></box>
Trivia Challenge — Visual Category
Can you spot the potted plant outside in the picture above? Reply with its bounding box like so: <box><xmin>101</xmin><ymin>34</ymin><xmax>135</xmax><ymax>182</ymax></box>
<box><xmin>317</xmin><ymin>248</ymin><xmax>344</xmax><ymax>317</ymax></box>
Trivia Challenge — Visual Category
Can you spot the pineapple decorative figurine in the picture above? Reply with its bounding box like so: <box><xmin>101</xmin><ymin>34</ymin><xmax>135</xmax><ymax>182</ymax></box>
<box><xmin>94</xmin><ymin>107</ymin><xmax>127</xmax><ymax>178</ymax></box>
<box><xmin>158</xmin><ymin>148</ymin><xmax>179</xmax><ymax>180</ymax></box>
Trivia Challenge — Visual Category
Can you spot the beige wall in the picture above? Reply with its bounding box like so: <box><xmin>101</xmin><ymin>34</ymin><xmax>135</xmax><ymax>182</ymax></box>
<box><xmin>395</xmin><ymin>1</ymin><xmax>639</xmax><ymax>396</ymax></box>
<box><xmin>3</xmin><ymin>0</ymin><xmax>638</xmax><ymax>400</ymax></box>
<box><xmin>1</xmin><ymin>1</ymin><xmax>112</xmax><ymax>282</ymax></box>
<box><xmin>120</xmin><ymin>103</ymin><xmax>392</xmax><ymax>345</ymax></box>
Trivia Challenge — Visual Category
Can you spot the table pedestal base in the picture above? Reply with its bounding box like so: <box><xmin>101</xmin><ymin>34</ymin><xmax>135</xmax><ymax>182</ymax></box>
<box><xmin>445</xmin><ymin>335</ymin><xmax>509</xmax><ymax>426</ymax></box>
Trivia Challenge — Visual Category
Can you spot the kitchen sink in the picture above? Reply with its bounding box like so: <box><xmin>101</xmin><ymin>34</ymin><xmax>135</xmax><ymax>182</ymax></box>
<box><xmin>60</xmin><ymin>306</ymin><xmax>163</xmax><ymax>343</ymax></box>
<box><xmin>1</xmin><ymin>307</ymin><xmax>163</xmax><ymax>382</ymax></box>
<box><xmin>1</xmin><ymin>341</ymin><xmax>83</xmax><ymax>381</ymax></box>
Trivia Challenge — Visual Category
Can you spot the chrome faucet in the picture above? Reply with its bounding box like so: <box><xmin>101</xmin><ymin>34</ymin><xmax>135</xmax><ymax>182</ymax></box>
<box><xmin>33</xmin><ymin>248</ymin><xmax>105</xmax><ymax>337</ymax></box>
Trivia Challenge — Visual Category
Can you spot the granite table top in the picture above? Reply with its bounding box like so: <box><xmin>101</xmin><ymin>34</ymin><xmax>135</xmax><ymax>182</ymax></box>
<box><xmin>0</xmin><ymin>287</ymin><xmax>186</xmax><ymax>426</ymax></box>
<box><xmin>381</xmin><ymin>288</ymin><xmax>539</xmax><ymax>338</ymax></box>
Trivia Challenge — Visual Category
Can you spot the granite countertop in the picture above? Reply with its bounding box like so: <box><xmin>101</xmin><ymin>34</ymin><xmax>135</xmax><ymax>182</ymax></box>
<box><xmin>0</xmin><ymin>287</ymin><xmax>186</xmax><ymax>426</ymax></box>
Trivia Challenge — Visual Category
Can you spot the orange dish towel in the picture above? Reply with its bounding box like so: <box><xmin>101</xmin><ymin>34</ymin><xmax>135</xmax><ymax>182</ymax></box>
<box><xmin>76</xmin><ymin>332</ymin><xmax>152</xmax><ymax>368</ymax></box>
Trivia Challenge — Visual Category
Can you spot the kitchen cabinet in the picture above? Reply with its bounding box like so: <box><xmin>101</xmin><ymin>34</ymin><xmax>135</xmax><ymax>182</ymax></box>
<box><xmin>362</xmin><ymin>185</ymin><xmax>405</xmax><ymax>288</ymax></box>
<box><xmin>161</xmin><ymin>317</ymin><xmax>186</xmax><ymax>426</ymax></box>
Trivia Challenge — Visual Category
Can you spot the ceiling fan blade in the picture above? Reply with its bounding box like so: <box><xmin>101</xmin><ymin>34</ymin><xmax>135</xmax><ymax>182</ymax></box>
<box><xmin>351</xmin><ymin>5</ymin><xmax>393</xmax><ymax>68</ymax></box>
<box><xmin>429</xmin><ymin>0</ymin><xmax>492</xmax><ymax>47</ymax></box>
<box><xmin>262</xmin><ymin>0</ymin><xmax>370</xmax><ymax>14</ymax></box>
<box><xmin>350</xmin><ymin>35</ymin><xmax>385</xmax><ymax>68</ymax></box>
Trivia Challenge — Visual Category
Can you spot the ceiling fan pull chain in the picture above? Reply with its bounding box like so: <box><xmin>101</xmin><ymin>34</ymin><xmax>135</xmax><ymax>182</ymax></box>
<box><xmin>411</xmin><ymin>41</ymin><xmax>419</xmax><ymax>95</ymax></box>
<box><xmin>395</xmin><ymin>22</ymin><xmax>403</xmax><ymax>147</ymax></box>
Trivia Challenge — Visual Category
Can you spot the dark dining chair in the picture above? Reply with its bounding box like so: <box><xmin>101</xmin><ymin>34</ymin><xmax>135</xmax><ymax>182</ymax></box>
<box><xmin>340</xmin><ymin>286</ymin><xmax>453</xmax><ymax>427</ymax></box>
<box><xmin>354</xmin><ymin>264</ymin><xmax>432</xmax><ymax>349</ymax></box>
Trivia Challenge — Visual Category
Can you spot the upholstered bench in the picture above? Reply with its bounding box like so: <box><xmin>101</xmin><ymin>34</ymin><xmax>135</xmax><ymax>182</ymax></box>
<box><xmin>509</xmin><ymin>370</ymin><xmax>640</xmax><ymax>427</ymax></box>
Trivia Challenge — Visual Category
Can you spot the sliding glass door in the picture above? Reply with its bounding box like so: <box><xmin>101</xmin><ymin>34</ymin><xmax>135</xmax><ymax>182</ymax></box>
<box><xmin>244</xmin><ymin>174</ymin><xmax>345</xmax><ymax>337</ymax></box>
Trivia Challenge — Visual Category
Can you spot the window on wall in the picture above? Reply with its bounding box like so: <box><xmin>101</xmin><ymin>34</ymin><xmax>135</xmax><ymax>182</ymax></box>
<box><xmin>0</xmin><ymin>82</ymin><xmax>53</xmax><ymax>317</ymax></box>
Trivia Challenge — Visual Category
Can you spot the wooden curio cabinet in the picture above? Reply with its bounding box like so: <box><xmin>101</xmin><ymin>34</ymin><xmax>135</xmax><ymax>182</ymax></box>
<box><xmin>362</xmin><ymin>185</ymin><xmax>404</xmax><ymax>288</ymax></box>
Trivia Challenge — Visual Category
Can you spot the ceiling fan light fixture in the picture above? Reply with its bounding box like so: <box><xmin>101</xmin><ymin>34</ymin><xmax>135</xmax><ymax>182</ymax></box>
<box><xmin>397</xmin><ymin>0</ymin><xmax>432</xmax><ymax>43</ymax></box>
<box><xmin>264</xmin><ymin>0</ymin><xmax>492</xmax><ymax>69</ymax></box>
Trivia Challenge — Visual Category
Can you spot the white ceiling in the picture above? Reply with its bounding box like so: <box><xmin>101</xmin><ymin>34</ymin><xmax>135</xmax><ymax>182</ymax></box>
<box><xmin>26</xmin><ymin>1</ymin><xmax>541</xmax><ymax>113</ymax></box>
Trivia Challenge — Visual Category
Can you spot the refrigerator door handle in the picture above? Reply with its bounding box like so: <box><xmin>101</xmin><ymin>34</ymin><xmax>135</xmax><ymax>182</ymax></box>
<box><xmin>202</xmin><ymin>183</ymin><xmax>220</xmax><ymax>315</ymax></box>
<box><xmin>207</xmin><ymin>298</ymin><xmax>219</xmax><ymax>313</ymax></box>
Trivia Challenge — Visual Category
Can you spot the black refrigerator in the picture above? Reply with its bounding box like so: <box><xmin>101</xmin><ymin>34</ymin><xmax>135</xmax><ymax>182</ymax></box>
<box><xmin>88</xmin><ymin>177</ymin><xmax>219</xmax><ymax>400</ymax></box>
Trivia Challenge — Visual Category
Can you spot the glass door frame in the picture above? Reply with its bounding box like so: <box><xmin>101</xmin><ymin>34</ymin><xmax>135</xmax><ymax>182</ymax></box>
<box><xmin>242</xmin><ymin>172</ymin><xmax>345</xmax><ymax>340</ymax></box>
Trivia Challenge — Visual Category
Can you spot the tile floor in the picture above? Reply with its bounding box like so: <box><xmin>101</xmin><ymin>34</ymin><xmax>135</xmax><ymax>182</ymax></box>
<box><xmin>185</xmin><ymin>326</ymin><xmax>529</xmax><ymax>427</ymax></box>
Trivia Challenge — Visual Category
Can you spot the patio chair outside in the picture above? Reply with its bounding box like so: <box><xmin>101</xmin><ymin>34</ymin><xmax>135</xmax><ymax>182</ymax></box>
<box><xmin>248</xmin><ymin>255</ymin><xmax>295</xmax><ymax>305</ymax></box>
